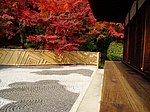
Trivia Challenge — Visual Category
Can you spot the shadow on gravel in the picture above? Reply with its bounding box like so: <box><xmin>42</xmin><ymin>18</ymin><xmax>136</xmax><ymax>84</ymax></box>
<box><xmin>0</xmin><ymin>80</ymin><xmax>79</xmax><ymax>112</ymax></box>
<box><xmin>32</xmin><ymin>69</ymin><xmax>94</xmax><ymax>77</ymax></box>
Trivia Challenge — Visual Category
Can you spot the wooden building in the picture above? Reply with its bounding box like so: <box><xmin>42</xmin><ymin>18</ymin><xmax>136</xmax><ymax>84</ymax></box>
<box><xmin>89</xmin><ymin>0</ymin><xmax>150</xmax><ymax>77</ymax></box>
<box><xmin>123</xmin><ymin>0</ymin><xmax>150</xmax><ymax>77</ymax></box>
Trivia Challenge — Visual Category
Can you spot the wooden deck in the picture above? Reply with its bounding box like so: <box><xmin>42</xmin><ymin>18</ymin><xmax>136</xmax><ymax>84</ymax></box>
<box><xmin>100</xmin><ymin>61</ymin><xmax>150</xmax><ymax>112</ymax></box>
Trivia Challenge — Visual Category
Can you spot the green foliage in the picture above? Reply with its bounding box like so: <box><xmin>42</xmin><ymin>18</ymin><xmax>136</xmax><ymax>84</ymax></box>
<box><xmin>23</xmin><ymin>26</ymin><xmax>45</xmax><ymax>36</ymax></box>
<box><xmin>79</xmin><ymin>36</ymin><xmax>97</xmax><ymax>51</ymax></box>
<box><xmin>97</xmin><ymin>36</ymin><xmax>114</xmax><ymax>53</ymax></box>
<box><xmin>107</xmin><ymin>41</ymin><xmax>123</xmax><ymax>61</ymax></box>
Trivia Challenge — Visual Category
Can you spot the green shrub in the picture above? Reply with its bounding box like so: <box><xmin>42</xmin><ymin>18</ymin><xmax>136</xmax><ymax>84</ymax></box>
<box><xmin>107</xmin><ymin>41</ymin><xmax>123</xmax><ymax>61</ymax></box>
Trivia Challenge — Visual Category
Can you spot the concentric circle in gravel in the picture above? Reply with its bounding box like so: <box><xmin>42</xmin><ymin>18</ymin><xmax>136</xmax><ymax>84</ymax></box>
<box><xmin>0</xmin><ymin>65</ymin><xmax>96</xmax><ymax>112</ymax></box>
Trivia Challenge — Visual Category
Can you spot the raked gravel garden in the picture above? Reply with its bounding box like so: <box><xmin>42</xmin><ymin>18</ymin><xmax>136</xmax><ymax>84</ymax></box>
<box><xmin>0</xmin><ymin>65</ymin><xmax>98</xmax><ymax>112</ymax></box>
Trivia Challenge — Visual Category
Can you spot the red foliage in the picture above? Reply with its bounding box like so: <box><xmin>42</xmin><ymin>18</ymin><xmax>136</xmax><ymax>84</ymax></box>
<box><xmin>0</xmin><ymin>0</ymin><xmax>31</xmax><ymax>38</ymax></box>
<box><xmin>91</xmin><ymin>21</ymin><xmax>124</xmax><ymax>39</ymax></box>
<box><xmin>0</xmin><ymin>0</ymin><xmax>123</xmax><ymax>53</ymax></box>
<box><xmin>0</xmin><ymin>0</ymin><xmax>96</xmax><ymax>53</ymax></box>
<box><xmin>24</xmin><ymin>0</ymin><xmax>96</xmax><ymax>53</ymax></box>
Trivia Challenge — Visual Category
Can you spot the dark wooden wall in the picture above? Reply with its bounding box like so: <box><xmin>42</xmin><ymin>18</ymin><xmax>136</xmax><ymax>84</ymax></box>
<box><xmin>123</xmin><ymin>0</ymin><xmax>150</xmax><ymax>75</ymax></box>
<box><xmin>143</xmin><ymin>2</ymin><xmax>150</xmax><ymax>74</ymax></box>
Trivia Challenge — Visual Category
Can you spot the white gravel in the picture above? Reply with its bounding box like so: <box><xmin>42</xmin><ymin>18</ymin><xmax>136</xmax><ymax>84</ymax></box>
<box><xmin>0</xmin><ymin>65</ymin><xmax>97</xmax><ymax>111</ymax></box>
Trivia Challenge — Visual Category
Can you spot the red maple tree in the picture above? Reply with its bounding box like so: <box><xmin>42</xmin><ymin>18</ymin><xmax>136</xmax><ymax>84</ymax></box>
<box><xmin>0</xmin><ymin>0</ymin><xmax>124</xmax><ymax>53</ymax></box>
<box><xmin>23</xmin><ymin>0</ymin><xmax>96</xmax><ymax>53</ymax></box>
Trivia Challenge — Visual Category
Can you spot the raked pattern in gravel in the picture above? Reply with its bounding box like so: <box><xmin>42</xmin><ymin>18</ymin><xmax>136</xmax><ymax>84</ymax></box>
<box><xmin>0</xmin><ymin>65</ymin><xmax>96</xmax><ymax>112</ymax></box>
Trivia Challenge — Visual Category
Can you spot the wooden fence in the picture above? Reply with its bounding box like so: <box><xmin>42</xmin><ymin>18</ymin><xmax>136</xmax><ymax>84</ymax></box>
<box><xmin>0</xmin><ymin>49</ymin><xmax>100</xmax><ymax>66</ymax></box>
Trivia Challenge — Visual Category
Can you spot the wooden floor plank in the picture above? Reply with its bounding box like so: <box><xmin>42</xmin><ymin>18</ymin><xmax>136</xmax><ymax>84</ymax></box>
<box><xmin>100</xmin><ymin>61</ymin><xmax>150</xmax><ymax>112</ymax></box>
<box><xmin>100</xmin><ymin>61</ymin><xmax>133</xmax><ymax>112</ymax></box>
<box><xmin>114</xmin><ymin>62</ymin><xmax>150</xmax><ymax>112</ymax></box>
